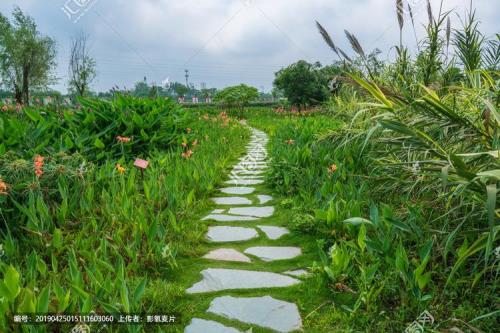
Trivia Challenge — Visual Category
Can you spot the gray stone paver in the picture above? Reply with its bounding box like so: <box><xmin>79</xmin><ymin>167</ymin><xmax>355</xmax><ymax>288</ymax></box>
<box><xmin>186</xmin><ymin>269</ymin><xmax>300</xmax><ymax>293</ymax></box>
<box><xmin>203</xmin><ymin>248</ymin><xmax>252</xmax><ymax>263</ymax></box>
<box><xmin>211</xmin><ymin>197</ymin><xmax>253</xmax><ymax>205</ymax></box>
<box><xmin>228</xmin><ymin>206</ymin><xmax>274</xmax><ymax>218</ymax></box>
<box><xmin>185</xmin><ymin>318</ymin><xmax>241</xmax><ymax>333</ymax></box>
<box><xmin>257</xmin><ymin>225</ymin><xmax>289</xmax><ymax>240</ymax></box>
<box><xmin>203</xmin><ymin>214</ymin><xmax>258</xmax><ymax>222</ymax></box>
<box><xmin>244</xmin><ymin>246</ymin><xmax>302</xmax><ymax>262</ymax></box>
<box><xmin>220</xmin><ymin>187</ymin><xmax>256</xmax><ymax>195</ymax></box>
<box><xmin>206</xmin><ymin>226</ymin><xmax>258</xmax><ymax>243</ymax></box>
<box><xmin>208</xmin><ymin>296</ymin><xmax>303</xmax><ymax>333</ymax></box>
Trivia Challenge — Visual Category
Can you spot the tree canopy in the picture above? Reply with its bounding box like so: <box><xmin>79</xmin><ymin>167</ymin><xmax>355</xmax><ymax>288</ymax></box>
<box><xmin>273</xmin><ymin>60</ymin><xmax>336</xmax><ymax>108</ymax></box>
<box><xmin>214</xmin><ymin>84</ymin><xmax>259</xmax><ymax>109</ymax></box>
<box><xmin>0</xmin><ymin>7</ymin><xmax>57</xmax><ymax>104</ymax></box>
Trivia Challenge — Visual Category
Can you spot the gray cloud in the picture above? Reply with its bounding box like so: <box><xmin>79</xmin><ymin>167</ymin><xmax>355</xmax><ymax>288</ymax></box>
<box><xmin>0</xmin><ymin>0</ymin><xmax>498</xmax><ymax>93</ymax></box>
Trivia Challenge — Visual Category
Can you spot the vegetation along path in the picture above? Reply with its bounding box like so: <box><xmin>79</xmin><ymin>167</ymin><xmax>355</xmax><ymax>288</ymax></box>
<box><xmin>184</xmin><ymin>127</ymin><xmax>307</xmax><ymax>333</ymax></box>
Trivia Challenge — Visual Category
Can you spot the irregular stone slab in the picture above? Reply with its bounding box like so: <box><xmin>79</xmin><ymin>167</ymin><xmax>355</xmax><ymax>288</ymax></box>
<box><xmin>185</xmin><ymin>318</ymin><xmax>241</xmax><ymax>333</ymax></box>
<box><xmin>203</xmin><ymin>248</ymin><xmax>251</xmax><ymax>263</ymax></box>
<box><xmin>228</xmin><ymin>206</ymin><xmax>274</xmax><ymax>218</ymax></box>
<box><xmin>203</xmin><ymin>214</ymin><xmax>259</xmax><ymax>222</ymax></box>
<box><xmin>220</xmin><ymin>187</ymin><xmax>256</xmax><ymax>195</ymax></box>
<box><xmin>257</xmin><ymin>195</ymin><xmax>273</xmax><ymax>204</ymax></box>
<box><xmin>211</xmin><ymin>197</ymin><xmax>253</xmax><ymax>205</ymax></box>
<box><xmin>186</xmin><ymin>269</ymin><xmax>300</xmax><ymax>293</ymax></box>
<box><xmin>283</xmin><ymin>269</ymin><xmax>310</xmax><ymax>278</ymax></box>
<box><xmin>225</xmin><ymin>179</ymin><xmax>265</xmax><ymax>185</ymax></box>
<box><xmin>233</xmin><ymin>164</ymin><xmax>268</xmax><ymax>170</ymax></box>
<box><xmin>232</xmin><ymin>170</ymin><xmax>266</xmax><ymax>176</ymax></box>
<box><xmin>257</xmin><ymin>225</ymin><xmax>289</xmax><ymax>240</ymax></box>
<box><xmin>238</xmin><ymin>158</ymin><xmax>267</xmax><ymax>162</ymax></box>
<box><xmin>229</xmin><ymin>175</ymin><xmax>264</xmax><ymax>181</ymax></box>
<box><xmin>211</xmin><ymin>209</ymin><xmax>225</xmax><ymax>214</ymax></box>
<box><xmin>207</xmin><ymin>226</ymin><xmax>258</xmax><ymax>243</ymax></box>
<box><xmin>244</xmin><ymin>247</ymin><xmax>301</xmax><ymax>262</ymax></box>
<box><xmin>208</xmin><ymin>296</ymin><xmax>303</xmax><ymax>333</ymax></box>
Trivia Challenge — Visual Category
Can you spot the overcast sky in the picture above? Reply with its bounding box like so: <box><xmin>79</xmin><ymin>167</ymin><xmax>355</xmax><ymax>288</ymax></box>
<box><xmin>0</xmin><ymin>0</ymin><xmax>498</xmax><ymax>93</ymax></box>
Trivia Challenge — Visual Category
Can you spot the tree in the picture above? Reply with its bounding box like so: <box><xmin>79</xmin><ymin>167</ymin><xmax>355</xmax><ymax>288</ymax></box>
<box><xmin>69</xmin><ymin>33</ymin><xmax>96</xmax><ymax>97</ymax></box>
<box><xmin>174</xmin><ymin>84</ymin><xmax>189</xmax><ymax>98</ymax></box>
<box><xmin>214</xmin><ymin>84</ymin><xmax>259</xmax><ymax>109</ymax></box>
<box><xmin>133</xmin><ymin>80</ymin><xmax>150</xmax><ymax>97</ymax></box>
<box><xmin>0</xmin><ymin>7</ymin><xmax>56</xmax><ymax>105</ymax></box>
<box><xmin>273</xmin><ymin>60</ymin><xmax>332</xmax><ymax>108</ymax></box>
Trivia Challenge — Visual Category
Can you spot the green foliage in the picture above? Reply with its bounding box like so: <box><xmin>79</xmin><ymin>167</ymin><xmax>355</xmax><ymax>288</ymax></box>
<box><xmin>0</xmin><ymin>98</ymin><xmax>249</xmax><ymax>332</ymax></box>
<box><xmin>273</xmin><ymin>60</ymin><xmax>335</xmax><ymax>107</ymax></box>
<box><xmin>453</xmin><ymin>10</ymin><xmax>484</xmax><ymax>73</ymax></box>
<box><xmin>214</xmin><ymin>84</ymin><xmax>259</xmax><ymax>109</ymax></box>
<box><xmin>0</xmin><ymin>95</ymin><xmax>186</xmax><ymax>160</ymax></box>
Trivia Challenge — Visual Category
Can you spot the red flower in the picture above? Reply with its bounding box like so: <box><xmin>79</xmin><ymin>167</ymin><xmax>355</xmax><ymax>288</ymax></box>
<box><xmin>116</xmin><ymin>136</ymin><xmax>131</xmax><ymax>143</ymax></box>
<box><xmin>0</xmin><ymin>177</ymin><xmax>9</xmax><ymax>195</ymax></box>
<box><xmin>34</xmin><ymin>155</ymin><xmax>45</xmax><ymax>178</ymax></box>
<box><xmin>182</xmin><ymin>150</ymin><xmax>193</xmax><ymax>159</ymax></box>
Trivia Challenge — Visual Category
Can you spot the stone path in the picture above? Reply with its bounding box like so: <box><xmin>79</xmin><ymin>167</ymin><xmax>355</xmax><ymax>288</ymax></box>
<box><xmin>185</xmin><ymin>128</ymin><xmax>304</xmax><ymax>332</ymax></box>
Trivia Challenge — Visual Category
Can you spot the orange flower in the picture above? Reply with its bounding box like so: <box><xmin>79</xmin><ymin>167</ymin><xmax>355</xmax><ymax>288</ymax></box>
<box><xmin>0</xmin><ymin>177</ymin><xmax>9</xmax><ymax>195</ymax></box>
<box><xmin>192</xmin><ymin>139</ymin><xmax>199</xmax><ymax>147</ymax></box>
<box><xmin>34</xmin><ymin>155</ymin><xmax>44</xmax><ymax>178</ymax></box>
<box><xmin>186</xmin><ymin>128</ymin><xmax>192</xmax><ymax>134</ymax></box>
<box><xmin>1</xmin><ymin>105</ymin><xmax>7</xmax><ymax>112</ymax></box>
<box><xmin>116</xmin><ymin>136</ymin><xmax>131</xmax><ymax>143</ymax></box>
<box><xmin>328</xmin><ymin>164</ymin><xmax>338</xmax><ymax>176</ymax></box>
<box><xmin>182</xmin><ymin>149</ymin><xmax>193</xmax><ymax>159</ymax></box>
<box><xmin>285</xmin><ymin>139</ymin><xmax>295</xmax><ymax>145</ymax></box>
<box><xmin>115</xmin><ymin>163</ymin><xmax>126</xmax><ymax>174</ymax></box>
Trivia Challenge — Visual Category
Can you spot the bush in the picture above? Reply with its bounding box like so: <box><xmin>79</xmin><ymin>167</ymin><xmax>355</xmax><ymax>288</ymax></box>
<box><xmin>214</xmin><ymin>84</ymin><xmax>259</xmax><ymax>109</ymax></box>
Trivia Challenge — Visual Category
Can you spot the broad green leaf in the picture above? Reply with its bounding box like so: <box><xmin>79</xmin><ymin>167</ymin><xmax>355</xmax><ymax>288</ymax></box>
<box><xmin>94</xmin><ymin>137</ymin><xmax>105</xmax><ymax>149</ymax></box>
<box><xmin>120</xmin><ymin>281</ymin><xmax>130</xmax><ymax>313</ymax></box>
<box><xmin>36</xmin><ymin>286</ymin><xmax>50</xmax><ymax>313</ymax></box>
<box><xmin>477</xmin><ymin>169</ymin><xmax>500</xmax><ymax>180</ymax></box>
<box><xmin>18</xmin><ymin>289</ymin><xmax>36</xmax><ymax>313</ymax></box>
<box><xmin>133</xmin><ymin>278</ymin><xmax>147</xmax><ymax>304</ymax></box>
<box><xmin>4</xmin><ymin>266</ymin><xmax>20</xmax><ymax>300</ymax></box>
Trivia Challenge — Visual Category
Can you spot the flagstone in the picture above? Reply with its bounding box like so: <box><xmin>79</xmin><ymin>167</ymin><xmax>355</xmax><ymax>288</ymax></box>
<box><xmin>283</xmin><ymin>269</ymin><xmax>310</xmax><ymax>278</ymax></box>
<box><xmin>211</xmin><ymin>197</ymin><xmax>253</xmax><ymax>205</ymax></box>
<box><xmin>257</xmin><ymin>225</ymin><xmax>288</xmax><ymax>240</ymax></box>
<box><xmin>220</xmin><ymin>187</ymin><xmax>256</xmax><ymax>195</ymax></box>
<box><xmin>232</xmin><ymin>170</ymin><xmax>266</xmax><ymax>176</ymax></box>
<box><xmin>228</xmin><ymin>206</ymin><xmax>274</xmax><ymax>217</ymax></box>
<box><xmin>207</xmin><ymin>296</ymin><xmax>303</xmax><ymax>333</ymax></box>
<box><xmin>257</xmin><ymin>195</ymin><xmax>273</xmax><ymax>204</ymax></box>
<box><xmin>244</xmin><ymin>246</ymin><xmax>301</xmax><ymax>261</ymax></box>
<box><xmin>207</xmin><ymin>226</ymin><xmax>258</xmax><ymax>243</ymax></box>
<box><xmin>225</xmin><ymin>179</ymin><xmax>265</xmax><ymax>185</ymax></box>
<box><xmin>185</xmin><ymin>318</ymin><xmax>241</xmax><ymax>333</ymax></box>
<box><xmin>203</xmin><ymin>248</ymin><xmax>252</xmax><ymax>263</ymax></box>
<box><xmin>186</xmin><ymin>269</ymin><xmax>300</xmax><ymax>293</ymax></box>
<box><xmin>203</xmin><ymin>214</ymin><xmax>259</xmax><ymax>222</ymax></box>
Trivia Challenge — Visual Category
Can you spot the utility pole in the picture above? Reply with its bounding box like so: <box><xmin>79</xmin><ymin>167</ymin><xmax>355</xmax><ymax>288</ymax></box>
<box><xmin>184</xmin><ymin>69</ymin><xmax>189</xmax><ymax>87</ymax></box>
